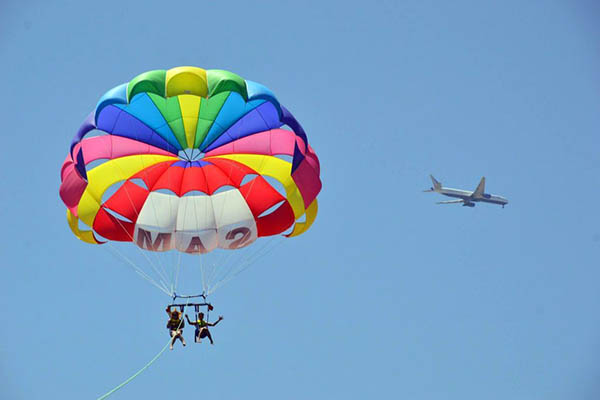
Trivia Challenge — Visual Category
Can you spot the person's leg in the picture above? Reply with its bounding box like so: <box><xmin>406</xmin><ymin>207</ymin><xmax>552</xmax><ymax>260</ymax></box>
<box><xmin>174</xmin><ymin>330</ymin><xmax>183</xmax><ymax>345</ymax></box>
<box><xmin>169</xmin><ymin>330</ymin><xmax>177</xmax><ymax>350</ymax></box>
<box><xmin>195</xmin><ymin>328</ymin><xmax>201</xmax><ymax>343</ymax></box>
<box><xmin>201</xmin><ymin>328</ymin><xmax>214</xmax><ymax>344</ymax></box>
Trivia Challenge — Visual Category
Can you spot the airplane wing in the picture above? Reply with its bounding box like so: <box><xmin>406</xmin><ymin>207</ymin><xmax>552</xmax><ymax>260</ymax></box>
<box><xmin>472</xmin><ymin>177</ymin><xmax>485</xmax><ymax>198</ymax></box>
<box><xmin>436</xmin><ymin>200</ymin><xmax>465</xmax><ymax>204</ymax></box>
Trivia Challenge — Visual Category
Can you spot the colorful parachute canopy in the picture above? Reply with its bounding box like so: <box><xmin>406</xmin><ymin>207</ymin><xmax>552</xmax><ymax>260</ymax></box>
<box><xmin>60</xmin><ymin>67</ymin><xmax>321</xmax><ymax>253</ymax></box>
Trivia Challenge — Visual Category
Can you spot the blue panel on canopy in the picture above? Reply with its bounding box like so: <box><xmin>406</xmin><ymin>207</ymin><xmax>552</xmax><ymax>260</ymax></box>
<box><xmin>96</xmin><ymin>105</ymin><xmax>178</xmax><ymax>154</ymax></box>
<box><xmin>95</xmin><ymin>83</ymin><xmax>128</xmax><ymax>123</ymax></box>
<box><xmin>115</xmin><ymin>93</ymin><xmax>182</xmax><ymax>151</ymax></box>
<box><xmin>205</xmin><ymin>101</ymin><xmax>282</xmax><ymax>152</ymax></box>
<box><xmin>199</xmin><ymin>92</ymin><xmax>265</xmax><ymax>151</ymax></box>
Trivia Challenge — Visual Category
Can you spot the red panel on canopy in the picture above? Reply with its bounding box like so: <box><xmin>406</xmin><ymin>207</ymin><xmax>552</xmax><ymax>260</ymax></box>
<box><xmin>205</xmin><ymin>157</ymin><xmax>258</xmax><ymax>187</ymax></box>
<box><xmin>102</xmin><ymin>180</ymin><xmax>149</xmax><ymax>223</ymax></box>
<box><xmin>256</xmin><ymin>201</ymin><xmax>295</xmax><ymax>237</ymax></box>
<box><xmin>93</xmin><ymin>207</ymin><xmax>135</xmax><ymax>242</ymax></box>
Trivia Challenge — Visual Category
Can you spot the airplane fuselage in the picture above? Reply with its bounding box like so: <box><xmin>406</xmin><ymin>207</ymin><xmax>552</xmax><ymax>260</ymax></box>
<box><xmin>438</xmin><ymin>187</ymin><xmax>508</xmax><ymax>206</ymax></box>
<box><xmin>426</xmin><ymin>175</ymin><xmax>508</xmax><ymax>207</ymax></box>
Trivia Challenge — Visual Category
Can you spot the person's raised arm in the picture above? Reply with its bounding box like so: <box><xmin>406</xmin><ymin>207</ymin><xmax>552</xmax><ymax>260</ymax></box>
<box><xmin>166</xmin><ymin>306</ymin><xmax>172</xmax><ymax>316</ymax></box>
<box><xmin>208</xmin><ymin>316</ymin><xmax>224</xmax><ymax>327</ymax></box>
<box><xmin>185</xmin><ymin>314</ymin><xmax>195</xmax><ymax>325</ymax></box>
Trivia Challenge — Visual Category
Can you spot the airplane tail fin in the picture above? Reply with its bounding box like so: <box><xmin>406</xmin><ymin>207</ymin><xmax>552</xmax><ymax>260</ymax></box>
<box><xmin>430</xmin><ymin>175</ymin><xmax>442</xmax><ymax>191</ymax></box>
<box><xmin>472</xmin><ymin>177</ymin><xmax>485</xmax><ymax>198</ymax></box>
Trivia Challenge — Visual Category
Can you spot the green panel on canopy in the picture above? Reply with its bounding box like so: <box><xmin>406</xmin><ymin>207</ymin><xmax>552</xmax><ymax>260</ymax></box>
<box><xmin>147</xmin><ymin>93</ymin><xmax>187</xmax><ymax>149</ymax></box>
<box><xmin>207</xmin><ymin>70</ymin><xmax>247</xmax><ymax>100</ymax></box>
<box><xmin>194</xmin><ymin>92</ymin><xmax>230</xmax><ymax>148</ymax></box>
<box><xmin>127</xmin><ymin>70</ymin><xmax>166</xmax><ymax>101</ymax></box>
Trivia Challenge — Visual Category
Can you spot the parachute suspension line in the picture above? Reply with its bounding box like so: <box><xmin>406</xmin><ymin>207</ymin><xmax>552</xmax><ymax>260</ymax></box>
<box><xmin>199</xmin><ymin>254</ymin><xmax>207</xmax><ymax>296</ymax></box>
<box><xmin>204</xmin><ymin>256</ymin><xmax>225</xmax><ymax>294</ymax></box>
<box><xmin>105</xmin><ymin>242</ymin><xmax>172</xmax><ymax>296</ymax></box>
<box><xmin>241</xmin><ymin>236</ymin><xmax>283</xmax><ymax>268</ymax></box>
<box><xmin>96</xmin><ymin>297</ymin><xmax>192</xmax><ymax>400</ymax></box>
<box><xmin>209</xmin><ymin>253</ymin><xmax>237</xmax><ymax>292</ymax></box>
<box><xmin>201</xmin><ymin>248</ymin><xmax>233</xmax><ymax>296</ymax></box>
<box><xmin>202</xmin><ymin>256</ymin><xmax>217</xmax><ymax>297</ymax></box>
<box><xmin>110</xmin><ymin>160</ymin><xmax>173</xmax><ymax>293</ymax></box>
<box><xmin>202</xmin><ymin>245</ymin><xmax>254</xmax><ymax>295</ymax></box>
<box><xmin>207</xmin><ymin>236</ymin><xmax>283</xmax><ymax>295</ymax></box>
<box><xmin>103</xmin><ymin>220</ymin><xmax>171</xmax><ymax>295</ymax></box>
<box><xmin>172</xmin><ymin>251</ymin><xmax>182</xmax><ymax>296</ymax></box>
<box><xmin>168</xmin><ymin>237</ymin><xmax>181</xmax><ymax>296</ymax></box>
<box><xmin>207</xmin><ymin>241</ymin><xmax>281</xmax><ymax>295</ymax></box>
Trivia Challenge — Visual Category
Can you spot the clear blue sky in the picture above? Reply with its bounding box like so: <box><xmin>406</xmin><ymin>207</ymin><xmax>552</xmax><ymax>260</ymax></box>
<box><xmin>1</xmin><ymin>1</ymin><xmax>600</xmax><ymax>399</ymax></box>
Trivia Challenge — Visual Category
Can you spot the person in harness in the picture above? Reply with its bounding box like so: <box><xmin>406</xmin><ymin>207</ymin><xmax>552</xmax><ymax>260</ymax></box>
<box><xmin>166</xmin><ymin>306</ymin><xmax>186</xmax><ymax>350</ymax></box>
<box><xmin>185</xmin><ymin>311</ymin><xmax>223</xmax><ymax>345</ymax></box>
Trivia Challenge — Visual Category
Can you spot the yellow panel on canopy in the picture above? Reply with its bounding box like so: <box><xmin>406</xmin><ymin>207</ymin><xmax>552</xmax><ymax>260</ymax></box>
<box><xmin>67</xmin><ymin>209</ymin><xmax>101</xmax><ymax>244</ymax></box>
<box><xmin>178</xmin><ymin>95</ymin><xmax>201</xmax><ymax>148</ymax></box>
<box><xmin>208</xmin><ymin>154</ymin><xmax>305</xmax><ymax>220</ymax></box>
<box><xmin>166</xmin><ymin>67</ymin><xmax>208</xmax><ymax>98</ymax></box>
<box><xmin>287</xmin><ymin>198</ymin><xmax>318</xmax><ymax>237</ymax></box>
<box><xmin>77</xmin><ymin>154</ymin><xmax>176</xmax><ymax>227</ymax></box>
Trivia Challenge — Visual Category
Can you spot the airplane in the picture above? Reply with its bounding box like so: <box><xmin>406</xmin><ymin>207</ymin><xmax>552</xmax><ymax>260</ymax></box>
<box><xmin>424</xmin><ymin>175</ymin><xmax>508</xmax><ymax>208</ymax></box>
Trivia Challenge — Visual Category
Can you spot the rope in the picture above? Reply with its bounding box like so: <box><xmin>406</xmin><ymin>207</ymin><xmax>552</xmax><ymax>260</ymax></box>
<box><xmin>96</xmin><ymin>338</ymin><xmax>170</xmax><ymax>400</ymax></box>
<box><xmin>96</xmin><ymin>297</ymin><xmax>191</xmax><ymax>400</ymax></box>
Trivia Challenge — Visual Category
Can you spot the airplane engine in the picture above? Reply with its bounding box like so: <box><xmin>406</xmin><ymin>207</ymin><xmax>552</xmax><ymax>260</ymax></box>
<box><xmin>462</xmin><ymin>203</ymin><xmax>475</xmax><ymax>207</ymax></box>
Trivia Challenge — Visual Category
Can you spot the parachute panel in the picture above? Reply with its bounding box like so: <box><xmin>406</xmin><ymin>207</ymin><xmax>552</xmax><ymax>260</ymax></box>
<box><xmin>61</xmin><ymin>66</ymin><xmax>322</xmax><ymax>255</ymax></box>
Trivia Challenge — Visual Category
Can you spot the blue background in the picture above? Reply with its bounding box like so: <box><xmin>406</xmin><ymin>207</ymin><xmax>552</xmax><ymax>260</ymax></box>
<box><xmin>1</xmin><ymin>1</ymin><xmax>599</xmax><ymax>399</ymax></box>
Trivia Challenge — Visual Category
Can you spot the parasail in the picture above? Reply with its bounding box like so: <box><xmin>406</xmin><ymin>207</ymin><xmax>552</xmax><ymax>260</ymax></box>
<box><xmin>59</xmin><ymin>66</ymin><xmax>321</xmax><ymax>294</ymax></box>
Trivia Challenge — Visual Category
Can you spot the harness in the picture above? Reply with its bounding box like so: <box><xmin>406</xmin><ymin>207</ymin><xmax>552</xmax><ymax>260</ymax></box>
<box><xmin>197</xmin><ymin>319</ymin><xmax>208</xmax><ymax>328</ymax></box>
<box><xmin>167</xmin><ymin>316</ymin><xmax>183</xmax><ymax>330</ymax></box>
<box><xmin>168</xmin><ymin>293</ymin><xmax>213</xmax><ymax>331</ymax></box>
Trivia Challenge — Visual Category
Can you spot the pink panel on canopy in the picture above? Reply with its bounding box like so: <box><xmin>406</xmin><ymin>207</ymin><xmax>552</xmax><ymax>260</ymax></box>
<box><xmin>59</xmin><ymin>163</ymin><xmax>88</xmax><ymax>216</ymax></box>
<box><xmin>292</xmin><ymin>158</ymin><xmax>322</xmax><ymax>208</ymax></box>
<box><xmin>304</xmin><ymin>145</ymin><xmax>320</xmax><ymax>176</ymax></box>
<box><xmin>270</xmin><ymin>130</ymin><xmax>297</xmax><ymax>154</ymax></box>
<box><xmin>73</xmin><ymin>135</ymin><xmax>174</xmax><ymax>165</ymax></box>
<box><xmin>205</xmin><ymin>129</ymin><xmax>297</xmax><ymax>157</ymax></box>
<box><xmin>61</xmin><ymin>155</ymin><xmax>75</xmax><ymax>181</ymax></box>
<box><xmin>60</xmin><ymin>136</ymin><xmax>175</xmax><ymax>217</ymax></box>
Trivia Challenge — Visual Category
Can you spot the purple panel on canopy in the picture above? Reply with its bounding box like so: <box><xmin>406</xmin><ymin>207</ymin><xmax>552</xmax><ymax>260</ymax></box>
<box><xmin>204</xmin><ymin>102</ymin><xmax>282</xmax><ymax>152</ymax></box>
<box><xmin>75</xmin><ymin>147</ymin><xmax>87</xmax><ymax>181</ymax></box>
<box><xmin>280</xmin><ymin>106</ymin><xmax>308</xmax><ymax>173</ymax></box>
<box><xmin>96</xmin><ymin>106</ymin><xmax>120</xmax><ymax>134</ymax></box>
<box><xmin>70</xmin><ymin>112</ymin><xmax>96</xmax><ymax>156</ymax></box>
<box><xmin>96</xmin><ymin>105</ymin><xmax>178</xmax><ymax>154</ymax></box>
<box><xmin>172</xmin><ymin>160</ymin><xmax>210</xmax><ymax>168</ymax></box>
